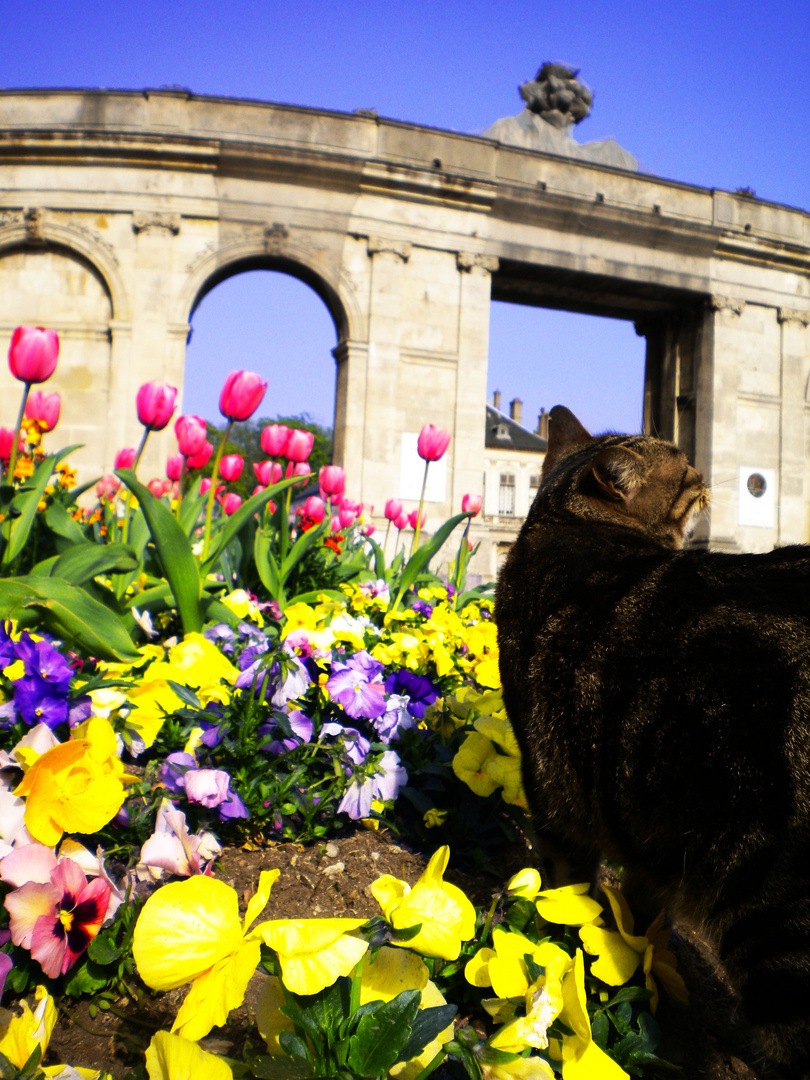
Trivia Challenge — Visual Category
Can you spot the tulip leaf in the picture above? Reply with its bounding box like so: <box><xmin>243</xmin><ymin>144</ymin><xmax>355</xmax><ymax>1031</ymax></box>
<box><xmin>47</xmin><ymin>542</ymin><xmax>139</xmax><ymax>585</ymax></box>
<box><xmin>363</xmin><ymin>533</ymin><xmax>388</xmax><ymax>580</ymax></box>
<box><xmin>394</xmin><ymin>1003</ymin><xmax>457</xmax><ymax>1065</ymax></box>
<box><xmin>116</xmin><ymin>468</ymin><xmax>203</xmax><ymax>634</ymax></box>
<box><xmin>254</xmin><ymin>529</ymin><xmax>281</xmax><ymax>598</ymax></box>
<box><xmin>201</xmin><ymin>475</ymin><xmax>299</xmax><ymax>575</ymax></box>
<box><xmin>2</xmin><ymin>445</ymin><xmax>81</xmax><ymax>565</ymax></box>
<box><xmin>178</xmin><ymin>475</ymin><xmax>207</xmax><ymax>537</ymax></box>
<box><xmin>390</xmin><ymin>512</ymin><xmax>469</xmax><ymax>611</ymax></box>
<box><xmin>347</xmin><ymin>989</ymin><xmax>420</xmax><ymax>1075</ymax></box>
<box><xmin>280</xmin><ymin>520</ymin><xmax>327</xmax><ymax>581</ymax></box>
<box><xmin>3</xmin><ymin>575</ymin><xmax>139</xmax><ymax>660</ymax></box>
<box><xmin>44</xmin><ymin>500</ymin><xmax>87</xmax><ymax>545</ymax></box>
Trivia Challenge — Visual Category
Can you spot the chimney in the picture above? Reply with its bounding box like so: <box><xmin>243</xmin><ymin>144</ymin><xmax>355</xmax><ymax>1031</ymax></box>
<box><xmin>493</xmin><ymin>389</ymin><xmax>501</xmax><ymax>410</ymax></box>
<box><xmin>509</xmin><ymin>398</ymin><xmax>523</xmax><ymax>425</ymax></box>
<box><xmin>536</xmin><ymin>408</ymin><xmax>549</xmax><ymax>440</ymax></box>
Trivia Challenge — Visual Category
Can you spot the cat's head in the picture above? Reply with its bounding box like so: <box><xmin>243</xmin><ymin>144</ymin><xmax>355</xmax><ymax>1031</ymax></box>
<box><xmin>533</xmin><ymin>406</ymin><xmax>709</xmax><ymax>549</ymax></box>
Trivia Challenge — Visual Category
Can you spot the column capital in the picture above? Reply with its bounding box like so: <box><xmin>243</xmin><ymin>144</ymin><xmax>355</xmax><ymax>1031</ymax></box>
<box><xmin>457</xmin><ymin>251</ymin><xmax>499</xmax><ymax>274</ymax></box>
<box><xmin>777</xmin><ymin>307</ymin><xmax>810</xmax><ymax>327</ymax></box>
<box><xmin>132</xmin><ymin>211</ymin><xmax>180</xmax><ymax>235</ymax></box>
<box><xmin>367</xmin><ymin>236</ymin><xmax>411</xmax><ymax>261</ymax></box>
<box><xmin>707</xmin><ymin>295</ymin><xmax>745</xmax><ymax>316</ymax></box>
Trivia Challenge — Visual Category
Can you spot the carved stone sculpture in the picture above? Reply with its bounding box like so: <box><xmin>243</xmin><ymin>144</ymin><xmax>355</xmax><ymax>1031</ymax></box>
<box><xmin>519</xmin><ymin>62</ymin><xmax>593</xmax><ymax>130</ymax></box>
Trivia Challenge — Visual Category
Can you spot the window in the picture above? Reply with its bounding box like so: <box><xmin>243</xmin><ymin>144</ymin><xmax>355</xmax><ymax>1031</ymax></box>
<box><xmin>499</xmin><ymin>474</ymin><xmax>515</xmax><ymax>516</ymax></box>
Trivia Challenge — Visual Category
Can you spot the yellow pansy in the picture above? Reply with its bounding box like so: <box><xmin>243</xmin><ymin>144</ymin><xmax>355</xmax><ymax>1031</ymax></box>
<box><xmin>150</xmin><ymin>632</ymin><xmax>239</xmax><ymax>689</ymax></box>
<box><xmin>474</xmin><ymin>656</ymin><xmax>501</xmax><ymax>689</ymax></box>
<box><xmin>484</xmin><ymin>754</ymin><xmax>527</xmax><ymax>809</ymax></box>
<box><xmin>482</xmin><ymin>1056</ymin><xmax>555</xmax><ymax>1080</ymax></box>
<box><xmin>254</xmin><ymin>918</ymin><xmax>368</xmax><ymax>995</ymax></box>
<box><xmin>144</xmin><ymin>1030</ymin><xmax>231</xmax><ymax>1080</ymax></box>
<box><xmin>121</xmin><ymin>678</ymin><xmax>184</xmax><ymax>752</ymax></box>
<box><xmin>465</xmin><ymin>928</ymin><xmax>571</xmax><ymax>1000</ymax></box>
<box><xmin>535</xmin><ymin>884</ymin><xmax>603</xmax><ymax>927</ymax></box>
<box><xmin>133</xmin><ymin>870</ymin><xmax>278</xmax><ymax>1041</ymax></box>
<box><xmin>452</xmin><ymin>732</ymin><xmax>500</xmax><ymax>797</ymax></box>
<box><xmin>558</xmin><ymin>950</ymin><xmax>629</xmax><ymax>1080</ymax></box>
<box><xmin>71</xmin><ymin>716</ymin><xmax>139</xmax><ymax>784</ymax></box>
<box><xmin>507</xmin><ymin>868</ymin><xmax>543</xmax><ymax>900</ymax></box>
<box><xmin>0</xmin><ymin>985</ymin><xmax>56</xmax><ymax>1069</ymax></box>
<box><xmin>371</xmin><ymin>846</ymin><xmax>476</xmax><ymax>961</ymax></box>
<box><xmin>490</xmin><ymin>949</ymin><xmax>570</xmax><ymax>1052</ymax></box>
<box><xmin>14</xmin><ymin>739</ymin><xmax>127</xmax><ymax>846</ymax></box>
<box><xmin>578</xmin><ymin>886</ymin><xmax>687</xmax><ymax>1012</ymax></box>
<box><xmin>221</xmin><ymin>588</ymin><xmax>262</xmax><ymax>623</ymax></box>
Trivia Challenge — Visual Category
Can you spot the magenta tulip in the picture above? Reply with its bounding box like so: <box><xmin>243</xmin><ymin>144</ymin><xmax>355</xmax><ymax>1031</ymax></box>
<box><xmin>417</xmin><ymin>424</ymin><xmax>451</xmax><ymax>462</ymax></box>
<box><xmin>136</xmin><ymin>381</ymin><xmax>178</xmax><ymax>432</ymax></box>
<box><xmin>8</xmin><ymin>326</ymin><xmax>59</xmax><ymax>384</ymax></box>
<box><xmin>219</xmin><ymin>370</ymin><xmax>267</xmax><ymax>422</ymax></box>
<box><xmin>252</xmin><ymin>484</ymin><xmax>266</xmax><ymax>497</ymax></box>
<box><xmin>286</xmin><ymin>429</ymin><xmax>315</xmax><ymax>462</ymax></box>
<box><xmin>0</xmin><ymin>428</ymin><xmax>22</xmax><ymax>461</ymax></box>
<box><xmin>25</xmin><ymin>391</ymin><xmax>61</xmax><ymax>432</ymax></box>
<box><xmin>220</xmin><ymin>492</ymin><xmax>242</xmax><ymax>515</ymax></box>
<box><xmin>186</xmin><ymin>440</ymin><xmax>213</xmax><ymax>470</ymax></box>
<box><xmin>394</xmin><ymin>512</ymin><xmax>409</xmax><ymax>530</ymax></box>
<box><xmin>384</xmin><ymin>498</ymin><xmax>403</xmax><ymax>521</ymax></box>
<box><xmin>293</xmin><ymin>463</ymin><xmax>311</xmax><ymax>477</ymax></box>
<box><xmin>339</xmin><ymin>507</ymin><xmax>356</xmax><ymax>528</ymax></box>
<box><xmin>462</xmin><ymin>493</ymin><xmax>483</xmax><ymax>516</ymax></box>
<box><xmin>175</xmin><ymin>414</ymin><xmax>207</xmax><ymax>457</ymax></box>
<box><xmin>330</xmin><ymin>516</ymin><xmax>341</xmax><ymax>532</ymax></box>
<box><xmin>303</xmin><ymin>496</ymin><xmax>326</xmax><ymax>523</ymax></box>
<box><xmin>200</xmin><ymin>478</ymin><xmax>213</xmax><ymax>495</ymax></box>
<box><xmin>408</xmin><ymin>508</ymin><xmax>426</xmax><ymax>529</ymax></box>
<box><xmin>260</xmin><ymin>424</ymin><xmax>290</xmax><ymax>457</ymax></box>
<box><xmin>114</xmin><ymin>448</ymin><xmax>137</xmax><ymax>470</ymax></box>
<box><xmin>166</xmin><ymin>454</ymin><xmax>184</xmax><ymax>481</ymax></box>
<box><xmin>319</xmin><ymin>465</ymin><xmax>345</xmax><ymax>497</ymax></box>
<box><xmin>254</xmin><ymin>460</ymin><xmax>283</xmax><ymax>486</ymax></box>
<box><xmin>219</xmin><ymin>454</ymin><xmax>244</xmax><ymax>482</ymax></box>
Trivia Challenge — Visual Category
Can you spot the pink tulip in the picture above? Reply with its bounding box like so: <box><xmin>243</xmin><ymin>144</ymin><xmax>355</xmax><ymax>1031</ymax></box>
<box><xmin>220</xmin><ymin>492</ymin><xmax>242</xmax><ymax>515</ymax></box>
<box><xmin>166</xmin><ymin>454</ymin><xmax>184</xmax><ymax>481</ymax></box>
<box><xmin>186</xmin><ymin>440</ymin><xmax>213</xmax><ymax>470</ymax></box>
<box><xmin>330</xmin><ymin>516</ymin><xmax>341</xmax><ymax>532</ymax></box>
<box><xmin>252</xmin><ymin>484</ymin><xmax>266</xmax><ymax>497</ymax></box>
<box><xmin>417</xmin><ymin>424</ymin><xmax>451</xmax><ymax>462</ymax></box>
<box><xmin>8</xmin><ymin>326</ymin><xmax>59</xmax><ymax>384</ymax></box>
<box><xmin>286</xmin><ymin>429</ymin><xmax>315</xmax><ymax>462</ymax></box>
<box><xmin>341</xmin><ymin>498</ymin><xmax>361</xmax><ymax>515</ymax></box>
<box><xmin>136</xmin><ymin>381</ymin><xmax>178</xmax><ymax>431</ymax></box>
<box><xmin>200</xmin><ymin>478</ymin><xmax>213</xmax><ymax>495</ymax></box>
<box><xmin>219</xmin><ymin>370</ymin><xmax>267</xmax><ymax>422</ymax></box>
<box><xmin>25</xmin><ymin>391</ymin><xmax>61</xmax><ymax>432</ymax></box>
<box><xmin>319</xmin><ymin>466</ymin><xmax>345</xmax><ymax>497</ymax></box>
<box><xmin>302</xmin><ymin>496</ymin><xmax>326</xmax><ymax>524</ymax></box>
<box><xmin>95</xmin><ymin>473</ymin><xmax>120</xmax><ymax>498</ymax></box>
<box><xmin>462</xmin><ymin>493</ymin><xmax>483</xmax><ymax>516</ymax></box>
<box><xmin>293</xmin><ymin>463</ymin><xmax>311</xmax><ymax>477</ymax></box>
<box><xmin>175</xmin><ymin>414</ymin><xmax>207</xmax><ymax>457</ymax></box>
<box><xmin>254</xmin><ymin>460</ymin><xmax>282</xmax><ymax>486</ymax></box>
<box><xmin>384</xmin><ymin>498</ymin><xmax>403</xmax><ymax>521</ymax></box>
<box><xmin>219</xmin><ymin>454</ymin><xmax>244</xmax><ymax>482</ymax></box>
<box><xmin>147</xmin><ymin>478</ymin><xmax>165</xmax><ymax>497</ymax></box>
<box><xmin>362</xmin><ymin>525</ymin><xmax>375</xmax><ymax>537</ymax></box>
<box><xmin>114</xmin><ymin>448</ymin><xmax>137</xmax><ymax>470</ymax></box>
<box><xmin>394</xmin><ymin>512</ymin><xmax>409</xmax><ymax>530</ymax></box>
<box><xmin>408</xmin><ymin>508</ymin><xmax>426</xmax><ymax>530</ymax></box>
<box><xmin>339</xmin><ymin>507</ymin><xmax>356</xmax><ymax>529</ymax></box>
<box><xmin>261</xmin><ymin>424</ymin><xmax>290</xmax><ymax>457</ymax></box>
<box><xmin>0</xmin><ymin>428</ymin><xmax>23</xmax><ymax>461</ymax></box>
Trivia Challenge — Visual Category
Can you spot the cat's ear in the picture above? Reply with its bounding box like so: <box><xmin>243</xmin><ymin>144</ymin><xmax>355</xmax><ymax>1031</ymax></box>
<box><xmin>542</xmin><ymin>406</ymin><xmax>592</xmax><ymax>478</ymax></box>
<box><xmin>591</xmin><ymin>446</ymin><xmax>644</xmax><ymax>502</ymax></box>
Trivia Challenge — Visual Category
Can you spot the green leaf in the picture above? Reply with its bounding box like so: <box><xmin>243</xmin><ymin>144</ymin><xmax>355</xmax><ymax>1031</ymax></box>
<box><xmin>254</xmin><ymin>529</ymin><xmax>281</xmax><ymax>597</ymax></box>
<box><xmin>390</xmin><ymin>513</ymin><xmax>469</xmax><ymax>611</ymax></box>
<box><xmin>88</xmin><ymin>932</ymin><xmax>124</xmax><ymax>965</ymax></box>
<box><xmin>280</xmin><ymin>520</ymin><xmax>327</xmax><ymax>582</ymax></box>
<box><xmin>347</xmin><ymin>989</ymin><xmax>420</xmax><ymax>1076</ymax></box>
<box><xmin>0</xmin><ymin>576</ymin><xmax>139</xmax><ymax>660</ymax></box>
<box><xmin>2</xmin><ymin>445</ymin><xmax>81</xmax><ymax>564</ymax></box>
<box><xmin>395</xmin><ymin>1003</ymin><xmax>457</xmax><ymax>1065</ymax></box>
<box><xmin>201</xmin><ymin>476</ymin><xmax>299</xmax><ymax>575</ymax></box>
<box><xmin>363</xmin><ymin>534</ymin><xmax>388</xmax><ymax>580</ymax></box>
<box><xmin>285</xmin><ymin>588</ymin><xmax>345</xmax><ymax>607</ymax></box>
<box><xmin>116</xmin><ymin>469</ymin><xmax>203</xmax><ymax>634</ymax></box>
<box><xmin>62</xmin><ymin>957</ymin><xmax>111</xmax><ymax>996</ymax></box>
<box><xmin>44</xmin><ymin>499</ymin><xmax>87</xmax><ymax>544</ymax></box>
<box><xmin>167</xmin><ymin>680</ymin><xmax>202</xmax><ymax>709</ymax></box>
<box><xmin>47</xmin><ymin>542</ymin><xmax>138</xmax><ymax>586</ymax></box>
<box><xmin>245</xmin><ymin>1055</ymin><xmax>314</xmax><ymax>1079</ymax></box>
<box><xmin>178</xmin><ymin>476</ymin><xmax>207</xmax><ymax>536</ymax></box>
<box><xmin>278</xmin><ymin>1031</ymin><xmax>312</xmax><ymax>1064</ymax></box>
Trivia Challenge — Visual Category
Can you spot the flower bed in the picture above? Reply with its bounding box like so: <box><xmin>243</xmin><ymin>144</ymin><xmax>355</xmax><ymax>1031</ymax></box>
<box><xmin>0</xmin><ymin>327</ymin><xmax>689</xmax><ymax>1080</ymax></box>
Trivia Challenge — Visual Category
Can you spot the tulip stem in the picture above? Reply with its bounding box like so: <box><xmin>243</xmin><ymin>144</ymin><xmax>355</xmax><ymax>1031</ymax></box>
<box><xmin>410</xmin><ymin>459</ymin><xmax>430</xmax><ymax>557</ymax></box>
<box><xmin>201</xmin><ymin>420</ymin><xmax>234</xmax><ymax>561</ymax></box>
<box><xmin>120</xmin><ymin>427</ymin><xmax>151</xmax><ymax>550</ymax></box>
<box><xmin>6</xmin><ymin>380</ymin><xmax>31</xmax><ymax>487</ymax></box>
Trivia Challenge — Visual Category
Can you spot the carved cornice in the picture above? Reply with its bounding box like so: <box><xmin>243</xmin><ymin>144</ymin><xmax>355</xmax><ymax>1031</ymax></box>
<box><xmin>367</xmin><ymin>236</ymin><xmax>411</xmax><ymax>262</ymax></box>
<box><xmin>457</xmin><ymin>252</ymin><xmax>499</xmax><ymax>274</ymax></box>
<box><xmin>132</xmin><ymin>211</ymin><xmax>180</xmax><ymax>235</ymax></box>
<box><xmin>707</xmin><ymin>295</ymin><xmax>745</xmax><ymax>316</ymax></box>
<box><xmin>778</xmin><ymin>308</ymin><xmax>810</xmax><ymax>327</ymax></box>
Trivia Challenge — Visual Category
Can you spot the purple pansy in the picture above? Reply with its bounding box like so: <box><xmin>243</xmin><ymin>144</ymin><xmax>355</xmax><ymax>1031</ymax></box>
<box><xmin>384</xmin><ymin>670</ymin><xmax>440</xmax><ymax>719</ymax></box>
<box><xmin>373</xmin><ymin>694</ymin><xmax>416</xmax><ymax>743</ymax></box>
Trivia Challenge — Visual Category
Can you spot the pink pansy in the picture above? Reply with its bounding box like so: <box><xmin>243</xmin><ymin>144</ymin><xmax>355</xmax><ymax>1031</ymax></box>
<box><xmin>0</xmin><ymin>843</ymin><xmax>57</xmax><ymax>887</ymax></box>
<box><xmin>5</xmin><ymin>857</ymin><xmax>110</xmax><ymax>978</ymax></box>
<box><xmin>138</xmin><ymin>801</ymin><xmax>222</xmax><ymax>880</ymax></box>
<box><xmin>417</xmin><ymin>423</ymin><xmax>451</xmax><ymax>462</ymax></box>
<box><xmin>261</xmin><ymin>424</ymin><xmax>290</xmax><ymax>457</ymax></box>
<box><xmin>183</xmin><ymin>769</ymin><xmax>232</xmax><ymax>808</ymax></box>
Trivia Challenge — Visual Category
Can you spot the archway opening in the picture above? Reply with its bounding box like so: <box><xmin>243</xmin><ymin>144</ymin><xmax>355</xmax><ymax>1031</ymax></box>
<box><xmin>184</xmin><ymin>268</ymin><xmax>338</xmax><ymax>430</ymax></box>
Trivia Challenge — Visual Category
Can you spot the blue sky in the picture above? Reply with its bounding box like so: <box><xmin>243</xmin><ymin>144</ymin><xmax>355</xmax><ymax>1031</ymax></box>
<box><xmin>5</xmin><ymin>0</ymin><xmax>808</xmax><ymax>434</ymax></box>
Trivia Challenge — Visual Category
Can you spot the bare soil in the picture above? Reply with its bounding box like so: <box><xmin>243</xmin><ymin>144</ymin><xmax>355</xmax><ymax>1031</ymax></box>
<box><xmin>43</xmin><ymin>829</ymin><xmax>764</xmax><ymax>1080</ymax></box>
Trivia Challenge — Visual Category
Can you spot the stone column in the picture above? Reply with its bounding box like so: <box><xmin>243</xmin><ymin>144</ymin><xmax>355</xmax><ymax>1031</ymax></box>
<box><xmin>778</xmin><ymin>308</ymin><xmax>810</xmax><ymax>543</ymax></box>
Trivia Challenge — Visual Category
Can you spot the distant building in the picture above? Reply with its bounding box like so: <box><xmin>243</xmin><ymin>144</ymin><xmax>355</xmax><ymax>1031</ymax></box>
<box><xmin>470</xmin><ymin>392</ymin><xmax>548</xmax><ymax>580</ymax></box>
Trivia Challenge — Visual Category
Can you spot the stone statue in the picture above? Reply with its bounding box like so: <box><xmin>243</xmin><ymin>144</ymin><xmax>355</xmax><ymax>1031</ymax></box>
<box><xmin>519</xmin><ymin>63</ymin><xmax>593</xmax><ymax>130</ymax></box>
<box><xmin>481</xmin><ymin>62</ymin><xmax>638</xmax><ymax>172</ymax></box>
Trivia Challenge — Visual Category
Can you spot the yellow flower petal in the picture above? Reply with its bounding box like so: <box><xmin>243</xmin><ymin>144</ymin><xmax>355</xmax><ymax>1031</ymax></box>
<box><xmin>359</xmin><ymin>946</ymin><xmax>429</xmax><ymax>1004</ymax></box>
<box><xmin>0</xmin><ymin>986</ymin><xmax>56</xmax><ymax>1069</ymax></box>
<box><xmin>256</xmin><ymin>976</ymin><xmax>295</xmax><ymax>1054</ymax></box>
<box><xmin>243</xmin><ymin>869</ymin><xmax>280</xmax><ymax>933</ymax></box>
<box><xmin>171</xmin><ymin>938</ymin><xmax>261</xmax><ymax>1041</ymax></box>
<box><xmin>535</xmin><ymin>884</ymin><xmax>603</xmax><ymax>926</ymax></box>
<box><xmin>256</xmin><ymin>919</ymin><xmax>368</xmax><ymax>995</ymax></box>
<box><xmin>145</xmin><ymin>1029</ymin><xmax>232</xmax><ymax>1080</ymax></box>
<box><xmin>452</xmin><ymin>733</ymin><xmax>499</xmax><ymax>797</ymax></box>
<box><xmin>601</xmin><ymin>886</ymin><xmax>649</xmax><ymax>953</ymax></box>
<box><xmin>464</xmin><ymin>948</ymin><xmax>496</xmax><ymax>988</ymax></box>
<box><xmin>578</xmin><ymin>925</ymin><xmax>641</xmax><ymax>986</ymax></box>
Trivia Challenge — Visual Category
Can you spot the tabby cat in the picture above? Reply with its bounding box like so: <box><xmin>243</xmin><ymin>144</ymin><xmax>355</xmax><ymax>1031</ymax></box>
<box><xmin>495</xmin><ymin>405</ymin><xmax>810</xmax><ymax>1078</ymax></box>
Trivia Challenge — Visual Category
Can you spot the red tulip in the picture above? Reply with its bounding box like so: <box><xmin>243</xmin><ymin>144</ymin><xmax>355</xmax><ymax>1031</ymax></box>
<box><xmin>260</xmin><ymin>424</ymin><xmax>290</xmax><ymax>457</ymax></box>
<box><xmin>462</xmin><ymin>493</ymin><xmax>482</xmax><ymax>516</ymax></box>
<box><xmin>175</xmin><ymin>414</ymin><xmax>207</xmax><ymax>457</ymax></box>
<box><xmin>417</xmin><ymin>424</ymin><xmax>451</xmax><ymax>462</ymax></box>
<box><xmin>166</xmin><ymin>454</ymin><xmax>184</xmax><ymax>481</ymax></box>
<box><xmin>137</xmin><ymin>381</ymin><xmax>178</xmax><ymax>431</ymax></box>
<box><xmin>95</xmin><ymin>473</ymin><xmax>120</xmax><ymax>498</ymax></box>
<box><xmin>408</xmin><ymin>508</ymin><xmax>426</xmax><ymax>529</ymax></box>
<box><xmin>8</xmin><ymin>326</ymin><xmax>59</xmax><ymax>384</ymax></box>
<box><xmin>219</xmin><ymin>370</ymin><xmax>267</xmax><ymax>422</ymax></box>
<box><xmin>220</xmin><ymin>492</ymin><xmax>242</xmax><ymax>515</ymax></box>
<box><xmin>384</xmin><ymin>498</ymin><xmax>403</xmax><ymax>521</ymax></box>
<box><xmin>303</xmin><ymin>496</ymin><xmax>326</xmax><ymax>524</ymax></box>
<box><xmin>25</xmin><ymin>391</ymin><xmax>61</xmax><ymax>432</ymax></box>
<box><xmin>219</xmin><ymin>454</ymin><xmax>244</xmax><ymax>482</ymax></box>
<box><xmin>286</xmin><ymin>429</ymin><xmax>315</xmax><ymax>462</ymax></box>
<box><xmin>319</xmin><ymin>466</ymin><xmax>345</xmax><ymax>497</ymax></box>
<box><xmin>186</xmin><ymin>440</ymin><xmax>213</xmax><ymax>470</ymax></box>
<box><xmin>114</xmin><ymin>448</ymin><xmax>137</xmax><ymax>470</ymax></box>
